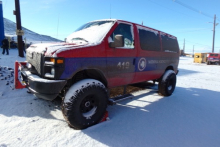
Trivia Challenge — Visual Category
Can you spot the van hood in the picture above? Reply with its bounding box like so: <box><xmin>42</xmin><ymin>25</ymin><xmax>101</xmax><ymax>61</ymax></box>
<box><xmin>26</xmin><ymin>42</ymin><xmax>92</xmax><ymax>57</ymax></box>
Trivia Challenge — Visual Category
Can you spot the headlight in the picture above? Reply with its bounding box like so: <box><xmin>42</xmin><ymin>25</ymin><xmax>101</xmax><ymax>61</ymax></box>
<box><xmin>44</xmin><ymin>57</ymin><xmax>65</xmax><ymax>79</ymax></box>
<box><xmin>51</xmin><ymin>68</ymin><xmax>55</xmax><ymax>75</ymax></box>
<box><xmin>44</xmin><ymin>67</ymin><xmax>55</xmax><ymax>78</ymax></box>
<box><xmin>26</xmin><ymin>62</ymin><xmax>32</xmax><ymax>68</ymax></box>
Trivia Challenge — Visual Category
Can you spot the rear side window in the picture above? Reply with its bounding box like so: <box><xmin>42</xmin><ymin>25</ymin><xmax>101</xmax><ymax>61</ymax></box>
<box><xmin>161</xmin><ymin>35</ymin><xmax>179</xmax><ymax>53</ymax></box>
<box><xmin>138</xmin><ymin>28</ymin><xmax>161</xmax><ymax>51</ymax></box>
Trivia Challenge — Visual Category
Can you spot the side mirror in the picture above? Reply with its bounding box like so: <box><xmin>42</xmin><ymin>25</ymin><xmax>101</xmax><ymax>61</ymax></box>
<box><xmin>109</xmin><ymin>35</ymin><xmax>124</xmax><ymax>48</ymax></box>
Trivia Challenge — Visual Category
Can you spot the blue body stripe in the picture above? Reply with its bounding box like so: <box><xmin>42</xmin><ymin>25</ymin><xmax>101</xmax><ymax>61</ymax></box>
<box><xmin>60</xmin><ymin>57</ymin><xmax>178</xmax><ymax>79</ymax></box>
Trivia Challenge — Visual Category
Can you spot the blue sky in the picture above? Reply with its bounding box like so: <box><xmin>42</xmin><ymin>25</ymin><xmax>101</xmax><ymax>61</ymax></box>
<box><xmin>2</xmin><ymin>0</ymin><xmax>220</xmax><ymax>53</ymax></box>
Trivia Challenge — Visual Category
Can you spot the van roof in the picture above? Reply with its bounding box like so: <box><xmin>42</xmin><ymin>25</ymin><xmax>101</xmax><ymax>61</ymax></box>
<box><xmin>89</xmin><ymin>19</ymin><xmax>177</xmax><ymax>39</ymax></box>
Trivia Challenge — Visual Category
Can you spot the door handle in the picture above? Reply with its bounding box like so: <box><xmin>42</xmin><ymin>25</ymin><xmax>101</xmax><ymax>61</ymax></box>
<box><xmin>133</xmin><ymin>58</ymin><xmax>136</xmax><ymax>65</ymax></box>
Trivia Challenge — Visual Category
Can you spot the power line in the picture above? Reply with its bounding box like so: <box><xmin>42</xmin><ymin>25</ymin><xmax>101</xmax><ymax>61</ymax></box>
<box><xmin>178</xmin><ymin>40</ymin><xmax>211</xmax><ymax>48</ymax></box>
<box><xmin>185</xmin><ymin>40</ymin><xmax>211</xmax><ymax>47</ymax></box>
<box><xmin>179</xmin><ymin>39</ymin><xmax>220</xmax><ymax>49</ymax></box>
<box><xmin>172</xmin><ymin>0</ymin><xmax>219</xmax><ymax>21</ymax></box>
<box><xmin>173</xmin><ymin>28</ymin><xmax>211</xmax><ymax>34</ymax></box>
<box><xmin>146</xmin><ymin>0</ymin><xmax>219</xmax><ymax>51</ymax></box>
<box><xmin>147</xmin><ymin>0</ymin><xmax>208</xmax><ymax>21</ymax></box>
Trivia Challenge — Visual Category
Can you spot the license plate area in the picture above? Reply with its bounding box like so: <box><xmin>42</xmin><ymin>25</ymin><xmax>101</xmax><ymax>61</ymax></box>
<box><xmin>15</xmin><ymin>61</ymin><xmax>27</xmax><ymax>89</ymax></box>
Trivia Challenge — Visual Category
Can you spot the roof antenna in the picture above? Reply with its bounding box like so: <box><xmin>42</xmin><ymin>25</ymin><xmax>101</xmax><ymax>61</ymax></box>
<box><xmin>142</xmin><ymin>21</ymin><xmax>143</xmax><ymax>25</ymax></box>
<box><xmin>56</xmin><ymin>13</ymin><xmax>59</xmax><ymax>39</ymax></box>
<box><xmin>110</xmin><ymin>4</ymin><xmax>111</xmax><ymax>19</ymax></box>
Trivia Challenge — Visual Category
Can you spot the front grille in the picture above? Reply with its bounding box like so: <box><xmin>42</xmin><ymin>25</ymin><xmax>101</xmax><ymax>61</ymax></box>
<box><xmin>26</xmin><ymin>50</ymin><xmax>44</xmax><ymax>76</ymax></box>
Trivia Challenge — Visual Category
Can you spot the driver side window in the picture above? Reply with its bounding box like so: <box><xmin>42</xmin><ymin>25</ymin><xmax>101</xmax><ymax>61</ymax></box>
<box><xmin>109</xmin><ymin>23</ymin><xmax>134</xmax><ymax>49</ymax></box>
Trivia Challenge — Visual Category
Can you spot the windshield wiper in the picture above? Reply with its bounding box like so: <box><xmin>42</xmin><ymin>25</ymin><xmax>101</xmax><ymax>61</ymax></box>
<box><xmin>71</xmin><ymin>37</ymin><xmax>88</xmax><ymax>43</ymax></box>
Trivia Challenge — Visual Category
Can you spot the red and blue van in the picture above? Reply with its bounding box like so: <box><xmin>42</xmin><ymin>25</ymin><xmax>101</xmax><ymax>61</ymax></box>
<box><xmin>15</xmin><ymin>19</ymin><xmax>179</xmax><ymax>129</ymax></box>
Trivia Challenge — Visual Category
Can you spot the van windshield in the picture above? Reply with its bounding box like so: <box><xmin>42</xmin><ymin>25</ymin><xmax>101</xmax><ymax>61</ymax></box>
<box><xmin>66</xmin><ymin>20</ymin><xmax>115</xmax><ymax>44</ymax></box>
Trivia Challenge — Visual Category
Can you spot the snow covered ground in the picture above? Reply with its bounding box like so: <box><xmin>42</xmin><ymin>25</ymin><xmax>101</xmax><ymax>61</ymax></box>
<box><xmin>0</xmin><ymin>49</ymin><xmax>220</xmax><ymax>147</ymax></box>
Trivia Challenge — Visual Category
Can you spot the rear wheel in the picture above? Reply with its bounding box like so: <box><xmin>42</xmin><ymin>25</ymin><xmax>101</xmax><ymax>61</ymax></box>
<box><xmin>62</xmin><ymin>79</ymin><xmax>108</xmax><ymax>130</ymax></box>
<box><xmin>158</xmin><ymin>70</ymin><xmax>177</xmax><ymax>96</ymax></box>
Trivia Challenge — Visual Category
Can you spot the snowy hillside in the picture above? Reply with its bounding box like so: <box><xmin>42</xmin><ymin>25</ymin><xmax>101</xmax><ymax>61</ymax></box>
<box><xmin>0</xmin><ymin>50</ymin><xmax>220</xmax><ymax>146</ymax></box>
<box><xmin>4</xmin><ymin>18</ymin><xmax>61</xmax><ymax>43</ymax></box>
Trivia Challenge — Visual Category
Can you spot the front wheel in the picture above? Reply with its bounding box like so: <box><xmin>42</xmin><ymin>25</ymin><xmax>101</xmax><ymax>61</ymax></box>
<box><xmin>158</xmin><ymin>70</ymin><xmax>177</xmax><ymax>96</ymax></box>
<box><xmin>62</xmin><ymin>79</ymin><xmax>108</xmax><ymax>130</ymax></box>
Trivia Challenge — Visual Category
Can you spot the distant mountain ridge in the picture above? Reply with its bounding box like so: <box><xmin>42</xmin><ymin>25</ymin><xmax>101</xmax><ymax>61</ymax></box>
<box><xmin>4</xmin><ymin>18</ymin><xmax>61</xmax><ymax>43</ymax></box>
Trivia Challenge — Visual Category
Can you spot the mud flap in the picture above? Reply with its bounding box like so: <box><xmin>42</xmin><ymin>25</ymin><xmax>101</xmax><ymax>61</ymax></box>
<box><xmin>14</xmin><ymin>61</ymin><xmax>27</xmax><ymax>89</ymax></box>
<box><xmin>100</xmin><ymin>111</ymin><xmax>109</xmax><ymax>122</ymax></box>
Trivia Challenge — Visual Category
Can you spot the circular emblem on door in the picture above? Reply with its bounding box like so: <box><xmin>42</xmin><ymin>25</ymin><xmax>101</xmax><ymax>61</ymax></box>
<box><xmin>138</xmin><ymin>58</ymin><xmax>146</xmax><ymax>71</ymax></box>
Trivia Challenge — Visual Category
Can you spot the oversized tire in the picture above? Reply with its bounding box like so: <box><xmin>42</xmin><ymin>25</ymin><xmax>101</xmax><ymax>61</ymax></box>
<box><xmin>62</xmin><ymin>79</ymin><xmax>108</xmax><ymax>130</ymax></box>
<box><xmin>158</xmin><ymin>70</ymin><xmax>177</xmax><ymax>96</ymax></box>
<box><xmin>207</xmin><ymin>61</ymin><xmax>210</xmax><ymax>65</ymax></box>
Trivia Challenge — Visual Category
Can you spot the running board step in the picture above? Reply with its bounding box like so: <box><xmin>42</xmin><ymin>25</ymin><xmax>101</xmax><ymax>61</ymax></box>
<box><xmin>108</xmin><ymin>94</ymin><xmax>134</xmax><ymax>105</ymax></box>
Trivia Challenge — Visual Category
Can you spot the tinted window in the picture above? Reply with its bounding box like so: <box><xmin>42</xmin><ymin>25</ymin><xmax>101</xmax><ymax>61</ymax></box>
<box><xmin>138</xmin><ymin>29</ymin><xmax>161</xmax><ymax>51</ymax></box>
<box><xmin>210</xmin><ymin>54</ymin><xmax>218</xmax><ymax>57</ymax></box>
<box><xmin>161</xmin><ymin>35</ymin><xmax>179</xmax><ymax>53</ymax></box>
<box><xmin>110</xmin><ymin>23</ymin><xmax>134</xmax><ymax>48</ymax></box>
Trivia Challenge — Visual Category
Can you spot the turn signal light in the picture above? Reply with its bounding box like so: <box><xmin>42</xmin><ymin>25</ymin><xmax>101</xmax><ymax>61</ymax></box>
<box><xmin>50</xmin><ymin>58</ymin><xmax>55</xmax><ymax>63</ymax></box>
<box><xmin>50</xmin><ymin>58</ymin><xmax>64</xmax><ymax>64</ymax></box>
<box><xmin>57</xmin><ymin>59</ymin><xmax>64</xmax><ymax>64</ymax></box>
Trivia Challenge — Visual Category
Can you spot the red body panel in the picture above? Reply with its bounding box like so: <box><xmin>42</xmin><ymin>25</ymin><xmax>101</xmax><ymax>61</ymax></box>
<box><xmin>14</xmin><ymin>61</ymin><xmax>27</xmax><ymax>89</ymax></box>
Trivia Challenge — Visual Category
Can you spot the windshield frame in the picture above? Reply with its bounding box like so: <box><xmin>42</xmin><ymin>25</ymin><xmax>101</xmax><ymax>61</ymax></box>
<box><xmin>66</xmin><ymin>20</ymin><xmax>116</xmax><ymax>45</ymax></box>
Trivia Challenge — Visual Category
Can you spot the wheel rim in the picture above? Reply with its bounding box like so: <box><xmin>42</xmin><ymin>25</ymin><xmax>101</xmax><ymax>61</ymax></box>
<box><xmin>168</xmin><ymin>85</ymin><xmax>173</xmax><ymax>91</ymax></box>
<box><xmin>167</xmin><ymin>76</ymin><xmax>174</xmax><ymax>91</ymax></box>
<box><xmin>80</xmin><ymin>95</ymin><xmax>98</xmax><ymax>119</ymax></box>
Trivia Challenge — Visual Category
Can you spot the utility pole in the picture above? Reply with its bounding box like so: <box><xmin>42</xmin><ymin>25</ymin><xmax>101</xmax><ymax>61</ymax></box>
<box><xmin>14</xmin><ymin>0</ymin><xmax>24</xmax><ymax>57</ymax></box>
<box><xmin>0</xmin><ymin>1</ymin><xmax>5</xmax><ymax>46</ymax></box>
<box><xmin>212</xmin><ymin>14</ymin><xmax>216</xmax><ymax>53</ymax></box>
<box><xmin>193</xmin><ymin>45</ymin><xmax>194</xmax><ymax>57</ymax></box>
<box><xmin>183</xmin><ymin>39</ymin><xmax>185</xmax><ymax>55</ymax></box>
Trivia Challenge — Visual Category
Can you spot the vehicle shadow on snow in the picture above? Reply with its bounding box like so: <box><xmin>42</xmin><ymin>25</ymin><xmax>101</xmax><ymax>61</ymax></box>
<box><xmin>179</xmin><ymin>57</ymin><xmax>193</xmax><ymax>60</ymax></box>
<box><xmin>0</xmin><ymin>91</ymin><xmax>64</xmax><ymax>121</ymax></box>
<box><xmin>177</xmin><ymin>68</ymin><xmax>200</xmax><ymax>76</ymax></box>
<box><xmin>83</xmin><ymin>87</ymin><xmax>220</xmax><ymax>147</ymax></box>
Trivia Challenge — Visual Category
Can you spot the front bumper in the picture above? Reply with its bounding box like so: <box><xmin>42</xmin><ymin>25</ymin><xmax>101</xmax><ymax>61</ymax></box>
<box><xmin>208</xmin><ymin>60</ymin><xmax>219</xmax><ymax>62</ymax></box>
<box><xmin>21</xmin><ymin>70</ymin><xmax>67</xmax><ymax>101</ymax></box>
